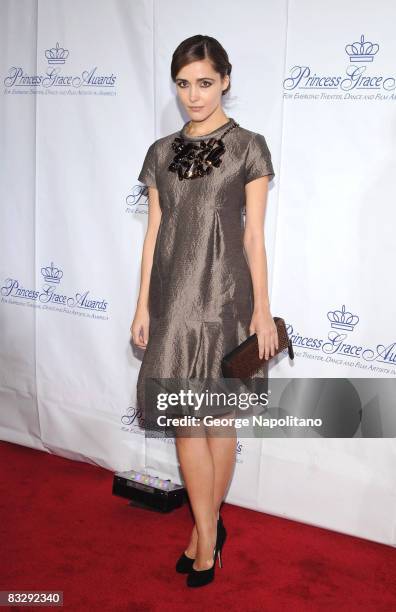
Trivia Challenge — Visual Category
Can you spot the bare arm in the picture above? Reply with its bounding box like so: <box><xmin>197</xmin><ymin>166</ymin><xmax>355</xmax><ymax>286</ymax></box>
<box><xmin>131</xmin><ymin>186</ymin><xmax>162</xmax><ymax>348</ymax></box>
<box><xmin>243</xmin><ymin>176</ymin><xmax>278</xmax><ymax>359</ymax></box>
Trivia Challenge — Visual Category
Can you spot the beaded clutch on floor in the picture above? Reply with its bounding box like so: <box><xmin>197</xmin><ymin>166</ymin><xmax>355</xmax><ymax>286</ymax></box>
<box><xmin>221</xmin><ymin>317</ymin><xmax>294</xmax><ymax>379</ymax></box>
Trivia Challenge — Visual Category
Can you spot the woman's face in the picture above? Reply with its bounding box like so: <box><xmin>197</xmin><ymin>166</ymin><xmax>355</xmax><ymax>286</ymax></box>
<box><xmin>175</xmin><ymin>58</ymin><xmax>229</xmax><ymax>122</ymax></box>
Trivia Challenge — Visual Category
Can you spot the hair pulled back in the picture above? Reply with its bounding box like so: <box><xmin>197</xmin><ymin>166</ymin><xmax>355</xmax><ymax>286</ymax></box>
<box><xmin>171</xmin><ymin>35</ymin><xmax>232</xmax><ymax>96</ymax></box>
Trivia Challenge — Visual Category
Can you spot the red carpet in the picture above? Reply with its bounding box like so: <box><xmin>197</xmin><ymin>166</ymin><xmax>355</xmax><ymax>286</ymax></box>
<box><xmin>1</xmin><ymin>440</ymin><xmax>395</xmax><ymax>611</ymax></box>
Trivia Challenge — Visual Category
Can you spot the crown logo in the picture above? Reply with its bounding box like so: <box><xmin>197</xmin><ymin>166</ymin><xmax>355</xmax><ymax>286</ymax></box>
<box><xmin>327</xmin><ymin>304</ymin><xmax>359</xmax><ymax>331</ymax></box>
<box><xmin>45</xmin><ymin>42</ymin><xmax>69</xmax><ymax>65</ymax></box>
<box><xmin>41</xmin><ymin>261</ymin><xmax>63</xmax><ymax>284</ymax></box>
<box><xmin>345</xmin><ymin>34</ymin><xmax>379</xmax><ymax>63</ymax></box>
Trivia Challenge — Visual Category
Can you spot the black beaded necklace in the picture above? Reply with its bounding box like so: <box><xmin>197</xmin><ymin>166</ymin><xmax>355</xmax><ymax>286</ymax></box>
<box><xmin>168</xmin><ymin>119</ymin><xmax>240</xmax><ymax>181</ymax></box>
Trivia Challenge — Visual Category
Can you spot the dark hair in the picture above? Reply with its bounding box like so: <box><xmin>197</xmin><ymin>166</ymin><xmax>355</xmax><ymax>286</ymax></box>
<box><xmin>171</xmin><ymin>35</ymin><xmax>232</xmax><ymax>96</ymax></box>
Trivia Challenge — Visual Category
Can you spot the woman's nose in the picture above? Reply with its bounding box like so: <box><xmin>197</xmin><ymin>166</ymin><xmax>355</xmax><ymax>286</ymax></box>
<box><xmin>188</xmin><ymin>87</ymin><xmax>200</xmax><ymax>102</ymax></box>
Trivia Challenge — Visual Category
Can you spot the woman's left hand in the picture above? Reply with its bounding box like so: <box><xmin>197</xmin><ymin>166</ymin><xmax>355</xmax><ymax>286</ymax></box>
<box><xmin>249</xmin><ymin>309</ymin><xmax>279</xmax><ymax>360</ymax></box>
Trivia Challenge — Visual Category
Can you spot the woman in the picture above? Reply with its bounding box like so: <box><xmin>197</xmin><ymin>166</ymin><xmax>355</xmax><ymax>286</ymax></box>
<box><xmin>131</xmin><ymin>35</ymin><xmax>278</xmax><ymax>588</ymax></box>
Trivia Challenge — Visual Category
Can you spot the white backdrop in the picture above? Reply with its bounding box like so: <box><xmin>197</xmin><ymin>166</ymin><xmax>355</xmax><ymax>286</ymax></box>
<box><xmin>1</xmin><ymin>0</ymin><xmax>395</xmax><ymax>547</ymax></box>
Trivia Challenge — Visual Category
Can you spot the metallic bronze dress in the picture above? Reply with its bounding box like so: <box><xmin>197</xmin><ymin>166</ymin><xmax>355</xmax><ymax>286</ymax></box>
<box><xmin>136</xmin><ymin>118</ymin><xmax>275</xmax><ymax>435</ymax></box>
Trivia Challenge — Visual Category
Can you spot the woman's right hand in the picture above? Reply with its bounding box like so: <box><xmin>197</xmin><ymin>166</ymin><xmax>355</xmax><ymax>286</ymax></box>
<box><xmin>131</xmin><ymin>307</ymin><xmax>150</xmax><ymax>349</ymax></box>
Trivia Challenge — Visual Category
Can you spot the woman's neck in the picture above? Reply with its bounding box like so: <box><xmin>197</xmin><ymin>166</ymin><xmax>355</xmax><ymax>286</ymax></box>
<box><xmin>185</xmin><ymin>113</ymin><xmax>230</xmax><ymax>137</ymax></box>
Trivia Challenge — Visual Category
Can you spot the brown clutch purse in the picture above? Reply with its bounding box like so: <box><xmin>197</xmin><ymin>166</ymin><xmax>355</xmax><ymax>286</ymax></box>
<box><xmin>221</xmin><ymin>316</ymin><xmax>294</xmax><ymax>378</ymax></box>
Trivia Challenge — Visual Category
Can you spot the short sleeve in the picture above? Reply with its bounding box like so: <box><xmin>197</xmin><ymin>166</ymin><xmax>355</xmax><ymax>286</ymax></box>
<box><xmin>138</xmin><ymin>141</ymin><xmax>157</xmax><ymax>188</ymax></box>
<box><xmin>244</xmin><ymin>133</ymin><xmax>275</xmax><ymax>185</ymax></box>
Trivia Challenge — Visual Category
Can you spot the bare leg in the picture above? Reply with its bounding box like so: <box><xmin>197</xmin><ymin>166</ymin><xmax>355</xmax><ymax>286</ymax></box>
<box><xmin>175</xmin><ymin>421</ymin><xmax>217</xmax><ymax>570</ymax></box>
<box><xmin>207</xmin><ymin>424</ymin><xmax>237</xmax><ymax>516</ymax></box>
<box><xmin>206</xmin><ymin>410</ymin><xmax>237</xmax><ymax>516</ymax></box>
<box><xmin>176</xmin><ymin>412</ymin><xmax>237</xmax><ymax>563</ymax></box>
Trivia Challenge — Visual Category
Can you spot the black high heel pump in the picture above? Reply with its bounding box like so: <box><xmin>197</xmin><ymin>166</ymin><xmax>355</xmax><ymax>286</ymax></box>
<box><xmin>175</xmin><ymin>515</ymin><xmax>226</xmax><ymax>575</ymax></box>
<box><xmin>186</xmin><ymin>516</ymin><xmax>227</xmax><ymax>587</ymax></box>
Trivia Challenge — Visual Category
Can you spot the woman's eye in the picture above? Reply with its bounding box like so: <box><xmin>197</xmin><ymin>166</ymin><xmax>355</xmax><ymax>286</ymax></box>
<box><xmin>176</xmin><ymin>81</ymin><xmax>212</xmax><ymax>88</ymax></box>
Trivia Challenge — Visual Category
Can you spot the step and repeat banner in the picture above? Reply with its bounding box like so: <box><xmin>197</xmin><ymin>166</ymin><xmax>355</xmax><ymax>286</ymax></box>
<box><xmin>1</xmin><ymin>0</ymin><xmax>395</xmax><ymax>546</ymax></box>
